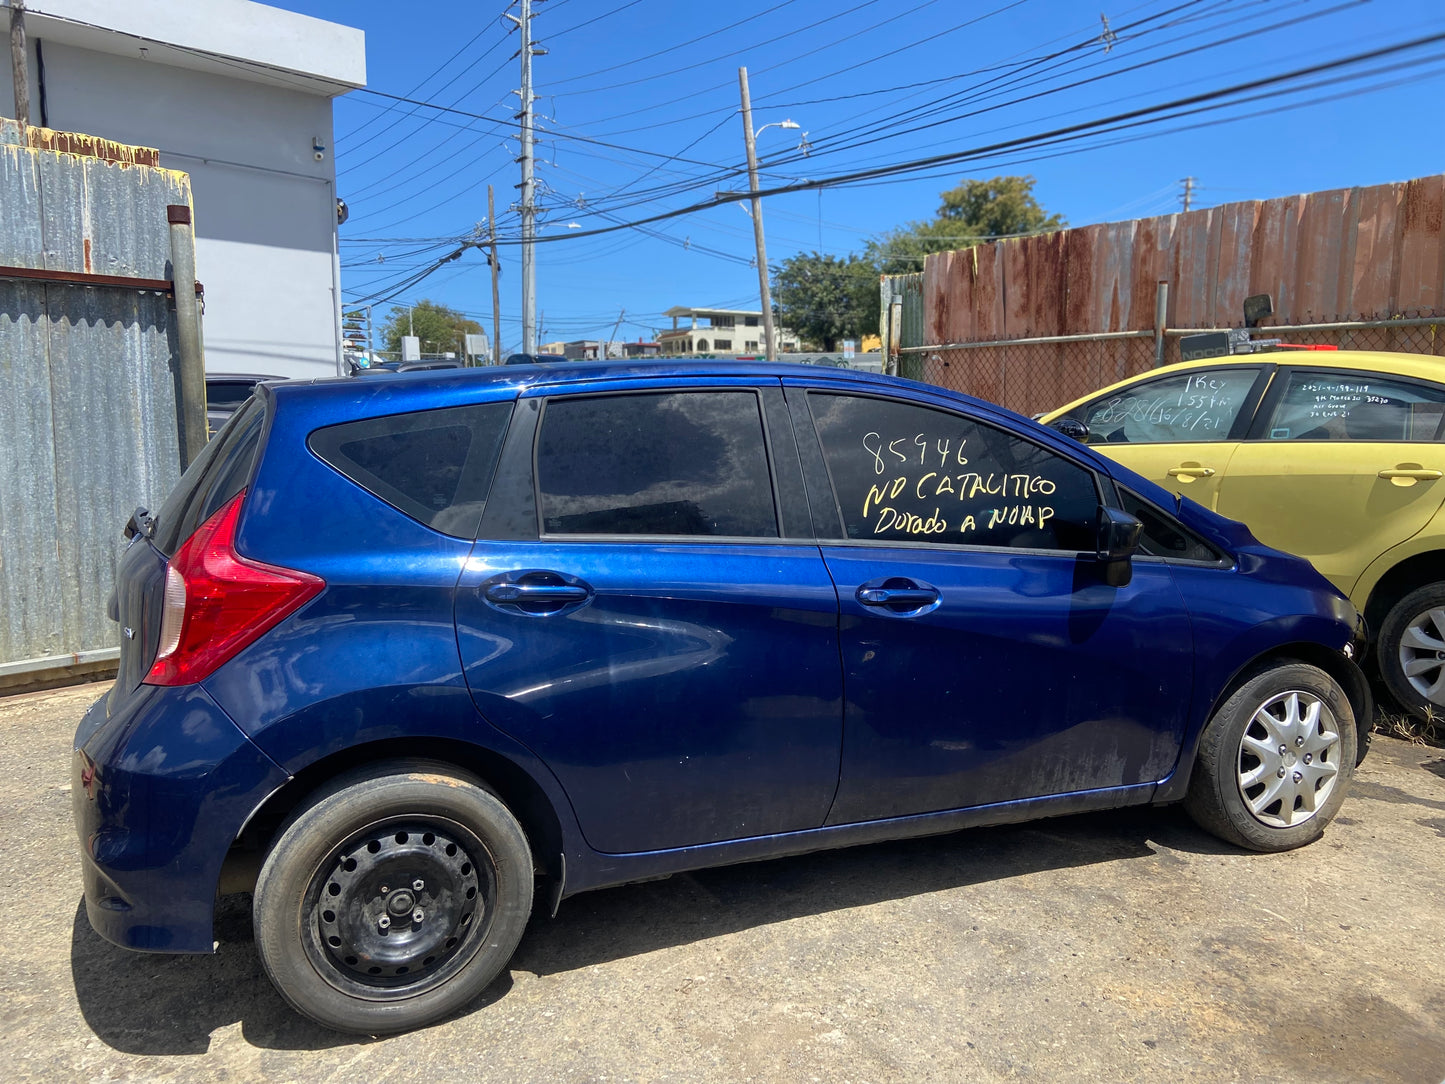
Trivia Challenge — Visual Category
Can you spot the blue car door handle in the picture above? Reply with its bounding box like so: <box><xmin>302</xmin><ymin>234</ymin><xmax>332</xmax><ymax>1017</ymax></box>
<box><xmin>857</xmin><ymin>585</ymin><xmax>939</xmax><ymax>607</ymax></box>
<box><xmin>485</xmin><ymin>582</ymin><xmax>590</xmax><ymax>604</ymax></box>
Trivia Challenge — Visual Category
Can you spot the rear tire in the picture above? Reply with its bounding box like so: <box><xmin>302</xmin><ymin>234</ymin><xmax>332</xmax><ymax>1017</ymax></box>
<box><xmin>253</xmin><ymin>763</ymin><xmax>533</xmax><ymax>1034</ymax></box>
<box><xmin>1378</xmin><ymin>582</ymin><xmax>1445</xmax><ymax>720</ymax></box>
<box><xmin>1184</xmin><ymin>662</ymin><xmax>1355</xmax><ymax>852</ymax></box>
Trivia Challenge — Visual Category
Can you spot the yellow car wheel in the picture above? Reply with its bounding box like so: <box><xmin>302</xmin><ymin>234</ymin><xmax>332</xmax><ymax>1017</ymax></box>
<box><xmin>1378</xmin><ymin>583</ymin><xmax>1445</xmax><ymax>720</ymax></box>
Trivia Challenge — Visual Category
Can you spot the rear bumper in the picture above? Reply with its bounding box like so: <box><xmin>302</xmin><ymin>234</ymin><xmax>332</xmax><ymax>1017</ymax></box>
<box><xmin>72</xmin><ymin>685</ymin><xmax>288</xmax><ymax>953</ymax></box>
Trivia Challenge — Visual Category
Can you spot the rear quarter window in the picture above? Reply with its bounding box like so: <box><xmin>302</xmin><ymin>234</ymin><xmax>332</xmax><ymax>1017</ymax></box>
<box><xmin>308</xmin><ymin>401</ymin><xmax>512</xmax><ymax>537</ymax></box>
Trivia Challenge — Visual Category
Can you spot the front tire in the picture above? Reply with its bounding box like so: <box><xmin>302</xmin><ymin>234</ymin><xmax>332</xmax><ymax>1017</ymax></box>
<box><xmin>1378</xmin><ymin>582</ymin><xmax>1445</xmax><ymax>720</ymax></box>
<box><xmin>1184</xmin><ymin>662</ymin><xmax>1355</xmax><ymax>852</ymax></box>
<box><xmin>253</xmin><ymin>764</ymin><xmax>533</xmax><ymax>1034</ymax></box>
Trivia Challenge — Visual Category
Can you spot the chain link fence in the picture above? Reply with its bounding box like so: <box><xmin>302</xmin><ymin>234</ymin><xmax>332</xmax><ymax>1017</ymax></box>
<box><xmin>899</xmin><ymin>317</ymin><xmax>1443</xmax><ymax>418</ymax></box>
<box><xmin>900</xmin><ymin>334</ymin><xmax>1159</xmax><ymax>417</ymax></box>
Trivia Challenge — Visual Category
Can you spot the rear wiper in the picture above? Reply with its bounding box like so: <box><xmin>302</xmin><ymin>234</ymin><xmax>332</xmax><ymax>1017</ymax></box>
<box><xmin>124</xmin><ymin>507</ymin><xmax>156</xmax><ymax>541</ymax></box>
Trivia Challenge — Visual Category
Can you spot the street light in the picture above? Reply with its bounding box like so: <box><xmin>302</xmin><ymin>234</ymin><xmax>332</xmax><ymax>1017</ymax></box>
<box><xmin>754</xmin><ymin>119</ymin><xmax>800</xmax><ymax>140</ymax></box>
<box><xmin>737</xmin><ymin>67</ymin><xmax>801</xmax><ymax>362</ymax></box>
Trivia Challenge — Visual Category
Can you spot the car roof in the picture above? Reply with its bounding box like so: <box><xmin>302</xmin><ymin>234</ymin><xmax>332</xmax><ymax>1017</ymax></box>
<box><xmin>270</xmin><ymin>359</ymin><xmax>926</xmax><ymax>407</ymax></box>
<box><xmin>1043</xmin><ymin>349</ymin><xmax>1445</xmax><ymax>420</ymax></box>
<box><xmin>206</xmin><ymin>372</ymin><xmax>287</xmax><ymax>383</ymax></box>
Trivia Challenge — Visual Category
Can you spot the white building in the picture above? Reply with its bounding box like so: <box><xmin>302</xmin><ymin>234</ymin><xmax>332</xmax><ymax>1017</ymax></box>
<box><xmin>1</xmin><ymin>0</ymin><xmax>365</xmax><ymax>379</ymax></box>
<box><xmin>659</xmin><ymin>305</ymin><xmax>800</xmax><ymax>356</ymax></box>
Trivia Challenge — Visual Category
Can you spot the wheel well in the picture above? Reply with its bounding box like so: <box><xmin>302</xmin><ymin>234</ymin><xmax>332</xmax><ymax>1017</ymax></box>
<box><xmin>1362</xmin><ymin>551</ymin><xmax>1445</xmax><ymax>645</ymax></box>
<box><xmin>221</xmin><ymin>738</ymin><xmax>565</xmax><ymax>896</ymax></box>
<box><xmin>1202</xmin><ymin>643</ymin><xmax>1372</xmax><ymax>765</ymax></box>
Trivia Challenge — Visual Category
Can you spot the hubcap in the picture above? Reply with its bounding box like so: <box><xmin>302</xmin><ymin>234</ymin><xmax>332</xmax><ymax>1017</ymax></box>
<box><xmin>305</xmin><ymin>819</ymin><xmax>492</xmax><ymax>997</ymax></box>
<box><xmin>1397</xmin><ymin>607</ymin><xmax>1445</xmax><ymax>704</ymax></box>
<box><xmin>1236</xmin><ymin>690</ymin><xmax>1341</xmax><ymax>829</ymax></box>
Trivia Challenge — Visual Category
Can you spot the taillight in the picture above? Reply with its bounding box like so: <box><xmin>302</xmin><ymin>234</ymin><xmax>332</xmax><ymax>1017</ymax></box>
<box><xmin>145</xmin><ymin>490</ymin><xmax>324</xmax><ymax>686</ymax></box>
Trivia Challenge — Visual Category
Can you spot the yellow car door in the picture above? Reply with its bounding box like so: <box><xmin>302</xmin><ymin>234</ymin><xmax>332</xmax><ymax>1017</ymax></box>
<box><xmin>1215</xmin><ymin>366</ymin><xmax>1445</xmax><ymax>596</ymax></box>
<box><xmin>1057</xmin><ymin>364</ymin><xmax>1271</xmax><ymax>509</ymax></box>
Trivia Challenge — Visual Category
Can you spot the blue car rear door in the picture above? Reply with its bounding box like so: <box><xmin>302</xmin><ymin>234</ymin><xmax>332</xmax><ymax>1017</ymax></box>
<box><xmin>454</xmin><ymin>377</ymin><xmax>843</xmax><ymax>854</ymax></box>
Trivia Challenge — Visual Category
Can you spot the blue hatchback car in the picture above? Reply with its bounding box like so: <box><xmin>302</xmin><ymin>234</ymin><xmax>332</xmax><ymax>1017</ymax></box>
<box><xmin>75</xmin><ymin>361</ymin><xmax>1369</xmax><ymax>1033</ymax></box>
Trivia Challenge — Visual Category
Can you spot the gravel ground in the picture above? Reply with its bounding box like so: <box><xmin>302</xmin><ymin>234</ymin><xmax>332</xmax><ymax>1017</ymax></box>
<box><xmin>3</xmin><ymin>681</ymin><xmax>1443</xmax><ymax>1083</ymax></box>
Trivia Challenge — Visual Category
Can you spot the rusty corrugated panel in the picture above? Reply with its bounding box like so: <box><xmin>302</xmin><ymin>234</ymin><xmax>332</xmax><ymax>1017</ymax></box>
<box><xmin>1213</xmin><ymin>201</ymin><xmax>1257</xmax><ymax>323</ymax></box>
<box><xmin>922</xmin><ymin>253</ymin><xmax>950</xmax><ymax>345</ymax></box>
<box><xmin>1172</xmin><ymin>208</ymin><xmax>1215</xmax><ymax>328</ymax></box>
<box><xmin>0</xmin><ymin>121</ymin><xmax>190</xmax><ymax>681</ymax></box>
<box><xmin>0</xmin><ymin>280</ymin><xmax>64</xmax><ymax>663</ymax></box>
<box><xmin>911</xmin><ymin>174</ymin><xmax>1445</xmax><ymax>347</ymax></box>
<box><xmin>1247</xmin><ymin>193</ymin><xmax>1300</xmax><ymax>315</ymax></box>
<box><xmin>1130</xmin><ymin>216</ymin><xmax>1168</xmax><ymax>332</ymax></box>
<box><xmin>1294</xmin><ymin>186</ymin><xmax>1346</xmax><ymax>320</ymax></box>
<box><xmin>24</xmin><ymin>125</ymin><xmax>161</xmax><ymax>168</ymax></box>
<box><xmin>1397</xmin><ymin>175</ymin><xmax>1444</xmax><ymax>316</ymax></box>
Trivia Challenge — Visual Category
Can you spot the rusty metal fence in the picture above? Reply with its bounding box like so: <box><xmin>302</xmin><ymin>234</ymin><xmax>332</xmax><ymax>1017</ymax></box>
<box><xmin>899</xmin><ymin>317</ymin><xmax>1443</xmax><ymax>417</ymax></box>
<box><xmin>0</xmin><ymin>121</ymin><xmax>201</xmax><ymax>690</ymax></box>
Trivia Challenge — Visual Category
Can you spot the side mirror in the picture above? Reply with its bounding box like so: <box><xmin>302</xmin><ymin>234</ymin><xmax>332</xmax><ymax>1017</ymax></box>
<box><xmin>1096</xmin><ymin>507</ymin><xmax>1143</xmax><ymax>587</ymax></box>
<box><xmin>1243</xmin><ymin>293</ymin><xmax>1273</xmax><ymax>328</ymax></box>
<box><xmin>1048</xmin><ymin>416</ymin><xmax>1090</xmax><ymax>442</ymax></box>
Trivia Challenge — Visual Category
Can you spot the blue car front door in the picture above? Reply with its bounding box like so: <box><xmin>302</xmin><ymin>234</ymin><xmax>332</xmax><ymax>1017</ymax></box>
<box><xmin>792</xmin><ymin>385</ymin><xmax>1195</xmax><ymax>823</ymax></box>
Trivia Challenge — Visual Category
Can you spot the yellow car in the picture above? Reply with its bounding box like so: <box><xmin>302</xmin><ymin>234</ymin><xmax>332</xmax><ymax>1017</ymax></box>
<box><xmin>1042</xmin><ymin>348</ymin><xmax>1445</xmax><ymax>718</ymax></box>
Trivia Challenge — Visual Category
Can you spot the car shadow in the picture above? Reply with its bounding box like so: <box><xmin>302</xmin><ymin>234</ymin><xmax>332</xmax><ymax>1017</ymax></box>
<box><xmin>512</xmin><ymin>804</ymin><xmax>1235</xmax><ymax>976</ymax></box>
<box><xmin>70</xmin><ymin>803</ymin><xmax>1231</xmax><ymax>1053</ymax></box>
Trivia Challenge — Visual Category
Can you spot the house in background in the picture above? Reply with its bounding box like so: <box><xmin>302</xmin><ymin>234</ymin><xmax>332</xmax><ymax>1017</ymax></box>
<box><xmin>560</xmin><ymin>339</ymin><xmax>659</xmax><ymax>359</ymax></box>
<box><xmin>659</xmin><ymin>305</ymin><xmax>800</xmax><ymax>356</ymax></box>
<box><xmin>1</xmin><ymin>0</ymin><xmax>365</xmax><ymax>379</ymax></box>
<box><xmin>562</xmin><ymin>340</ymin><xmax>603</xmax><ymax>360</ymax></box>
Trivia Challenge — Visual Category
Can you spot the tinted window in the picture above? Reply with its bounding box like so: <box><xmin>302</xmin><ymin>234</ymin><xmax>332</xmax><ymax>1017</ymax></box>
<box><xmin>809</xmin><ymin>392</ymin><xmax>1098</xmax><ymax>551</ymax></box>
<box><xmin>309</xmin><ymin>402</ymin><xmax>512</xmax><ymax>537</ymax></box>
<box><xmin>1116</xmin><ymin>487</ymin><xmax>1221</xmax><ymax>563</ymax></box>
<box><xmin>1080</xmin><ymin>368</ymin><xmax>1258</xmax><ymax>444</ymax></box>
<box><xmin>536</xmin><ymin>391</ymin><xmax>778</xmax><ymax>537</ymax></box>
<box><xmin>1263</xmin><ymin>370</ymin><xmax>1445</xmax><ymax>441</ymax></box>
<box><xmin>154</xmin><ymin>399</ymin><xmax>265</xmax><ymax>555</ymax></box>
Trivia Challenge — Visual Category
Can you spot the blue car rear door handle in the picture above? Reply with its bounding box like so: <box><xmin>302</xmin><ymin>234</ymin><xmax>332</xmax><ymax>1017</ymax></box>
<box><xmin>485</xmin><ymin>583</ymin><xmax>591</xmax><ymax>604</ymax></box>
<box><xmin>857</xmin><ymin>586</ymin><xmax>940</xmax><ymax>607</ymax></box>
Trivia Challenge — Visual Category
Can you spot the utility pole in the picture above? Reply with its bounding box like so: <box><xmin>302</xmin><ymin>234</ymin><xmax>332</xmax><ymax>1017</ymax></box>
<box><xmin>505</xmin><ymin>0</ymin><xmax>540</xmax><ymax>355</ymax></box>
<box><xmin>738</xmin><ymin>67</ymin><xmax>777</xmax><ymax>363</ymax></box>
<box><xmin>608</xmin><ymin>308</ymin><xmax>625</xmax><ymax>359</ymax></box>
<box><xmin>10</xmin><ymin>0</ymin><xmax>29</xmax><ymax>129</ymax></box>
<box><xmin>488</xmin><ymin>184</ymin><xmax>501</xmax><ymax>365</ymax></box>
<box><xmin>1181</xmin><ymin>176</ymin><xmax>1195</xmax><ymax>213</ymax></box>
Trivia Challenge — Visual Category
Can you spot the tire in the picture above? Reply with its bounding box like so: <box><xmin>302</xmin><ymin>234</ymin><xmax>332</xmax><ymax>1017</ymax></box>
<box><xmin>253</xmin><ymin>762</ymin><xmax>534</xmax><ymax>1034</ymax></box>
<box><xmin>1378</xmin><ymin>582</ymin><xmax>1445</xmax><ymax>720</ymax></box>
<box><xmin>1184</xmin><ymin>662</ymin><xmax>1355</xmax><ymax>852</ymax></box>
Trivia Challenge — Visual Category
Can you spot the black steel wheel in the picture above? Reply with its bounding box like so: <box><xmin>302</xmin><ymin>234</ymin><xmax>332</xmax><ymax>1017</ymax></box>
<box><xmin>254</xmin><ymin>763</ymin><xmax>533</xmax><ymax>1034</ymax></box>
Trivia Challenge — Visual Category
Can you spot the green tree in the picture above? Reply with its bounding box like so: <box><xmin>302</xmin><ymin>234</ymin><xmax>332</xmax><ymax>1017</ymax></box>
<box><xmin>380</xmin><ymin>299</ymin><xmax>484</xmax><ymax>356</ymax></box>
<box><xmin>772</xmin><ymin>252</ymin><xmax>880</xmax><ymax>352</ymax></box>
<box><xmin>865</xmin><ymin>175</ymin><xmax>1065</xmax><ymax>276</ymax></box>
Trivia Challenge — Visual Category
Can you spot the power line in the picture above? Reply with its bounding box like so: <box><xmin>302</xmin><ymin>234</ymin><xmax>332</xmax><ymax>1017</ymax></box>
<box><xmin>550</xmin><ymin>0</ymin><xmax>1365</xmax><ymax>223</ymax></box>
<box><xmin>474</xmin><ymin>31</ymin><xmax>1445</xmax><ymax>246</ymax></box>
<box><xmin>546</xmin><ymin>0</ymin><xmax>649</xmax><ymax>40</ymax></box>
<box><xmin>335</xmin><ymin>25</ymin><xmax>495</xmax><ymax>148</ymax></box>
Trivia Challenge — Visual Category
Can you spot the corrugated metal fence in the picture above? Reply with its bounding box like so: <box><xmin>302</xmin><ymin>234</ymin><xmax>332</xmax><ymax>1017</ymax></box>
<box><xmin>0</xmin><ymin>120</ymin><xmax>196</xmax><ymax>688</ymax></box>
<box><xmin>882</xmin><ymin>175</ymin><xmax>1445</xmax><ymax>416</ymax></box>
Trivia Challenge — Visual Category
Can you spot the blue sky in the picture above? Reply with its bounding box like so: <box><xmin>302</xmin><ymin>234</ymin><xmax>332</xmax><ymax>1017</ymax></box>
<box><xmin>276</xmin><ymin>0</ymin><xmax>1445</xmax><ymax>353</ymax></box>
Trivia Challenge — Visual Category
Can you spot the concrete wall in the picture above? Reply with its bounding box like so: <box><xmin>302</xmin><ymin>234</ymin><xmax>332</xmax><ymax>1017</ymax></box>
<box><xmin>0</xmin><ymin>0</ymin><xmax>364</xmax><ymax>380</ymax></box>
